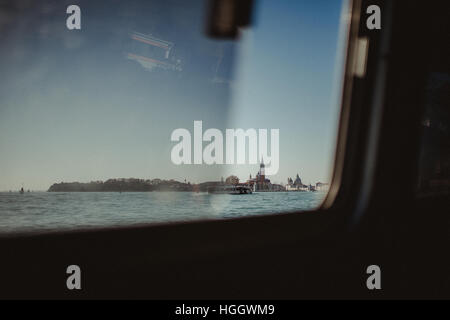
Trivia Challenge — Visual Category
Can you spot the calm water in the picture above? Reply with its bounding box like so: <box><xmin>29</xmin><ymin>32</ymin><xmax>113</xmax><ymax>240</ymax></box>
<box><xmin>0</xmin><ymin>191</ymin><xmax>325</xmax><ymax>234</ymax></box>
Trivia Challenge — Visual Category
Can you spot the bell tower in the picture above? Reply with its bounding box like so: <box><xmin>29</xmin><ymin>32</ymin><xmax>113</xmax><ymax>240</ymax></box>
<box><xmin>259</xmin><ymin>157</ymin><xmax>265</xmax><ymax>182</ymax></box>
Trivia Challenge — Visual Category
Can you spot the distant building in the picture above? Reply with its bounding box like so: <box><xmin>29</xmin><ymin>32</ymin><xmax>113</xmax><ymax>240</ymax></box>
<box><xmin>270</xmin><ymin>184</ymin><xmax>285</xmax><ymax>192</ymax></box>
<box><xmin>316</xmin><ymin>182</ymin><xmax>329</xmax><ymax>192</ymax></box>
<box><xmin>225</xmin><ymin>175</ymin><xmax>240</xmax><ymax>185</ymax></box>
<box><xmin>246</xmin><ymin>159</ymin><xmax>273</xmax><ymax>191</ymax></box>
<box><xmin>286</xmin><ymin>174</ymin><xmax>308</xmax><ymax>191</ymax></box>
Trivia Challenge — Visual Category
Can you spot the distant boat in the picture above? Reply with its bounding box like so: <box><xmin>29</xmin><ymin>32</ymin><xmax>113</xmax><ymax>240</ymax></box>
<box><xmin>208</xmin><ymin>185</ymin><xmax>252</xmax><ymax>195</ymax></box>
<box><xmin>20</xmin><ymin>187</ymin><xmax>24</xmax><ymax>194</ymax></box>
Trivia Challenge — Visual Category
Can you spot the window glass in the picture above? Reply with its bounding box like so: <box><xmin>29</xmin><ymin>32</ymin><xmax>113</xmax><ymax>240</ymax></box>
<box><xmin>0</xmin><ymin>0</ymin><xmax>349</xmax><ymax>233</ymax></box>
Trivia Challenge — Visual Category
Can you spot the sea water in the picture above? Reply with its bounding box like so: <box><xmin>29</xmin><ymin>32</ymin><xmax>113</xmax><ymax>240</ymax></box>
<box><xmin>0</xmin><ymin>191</ymin><xmax>325</xmax><ymax>234</ymax></box>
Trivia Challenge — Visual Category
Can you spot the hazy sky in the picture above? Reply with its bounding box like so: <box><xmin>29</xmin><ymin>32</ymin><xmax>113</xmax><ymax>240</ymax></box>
<box><xmin>0</xmin><ymin>0</ymin><xmax>347</xmax><ymax>191</ymax></box>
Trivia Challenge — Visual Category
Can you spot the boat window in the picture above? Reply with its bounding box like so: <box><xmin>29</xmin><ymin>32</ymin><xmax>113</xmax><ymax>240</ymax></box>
<box><xmin>0</xmin><ymin>0</ymin><xmax>350</xmax><ymax>233</ymax></box>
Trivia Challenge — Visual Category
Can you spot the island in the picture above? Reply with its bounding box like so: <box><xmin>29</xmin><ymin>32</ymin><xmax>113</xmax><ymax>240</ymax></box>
<box><xmin>47</xmin><ymin>171</ymin><xmax>329</xmax><ymax>193</ymax></box>
<box><xmin>48</xmin><ymin>178</ymin><xmax>222</xmax><ymax>192</ymax></box>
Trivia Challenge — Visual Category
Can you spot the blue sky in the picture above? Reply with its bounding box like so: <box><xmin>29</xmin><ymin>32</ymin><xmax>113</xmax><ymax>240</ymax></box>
<box><xmin>0</xmin><ymin>0</ymin><xmax>348</xmax><ymax>190</ymax></box>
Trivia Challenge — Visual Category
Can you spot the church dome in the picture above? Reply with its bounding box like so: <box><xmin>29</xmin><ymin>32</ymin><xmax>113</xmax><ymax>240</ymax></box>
<box><xmin>294</xmin><ymin>174</ymin><xmax>302</xmax><ymax>185</ymax></box>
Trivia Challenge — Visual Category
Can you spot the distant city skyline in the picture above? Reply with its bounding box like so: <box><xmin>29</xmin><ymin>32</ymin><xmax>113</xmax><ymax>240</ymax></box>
<box><xmin>13</xmin><ymin>166</ymin><xmax>330</xmax><ymax>192</ymax></box>
<box><xmin>0</xmin><ymin>0</ymin><xmax>348</xmax><ymax>191</ymax></box>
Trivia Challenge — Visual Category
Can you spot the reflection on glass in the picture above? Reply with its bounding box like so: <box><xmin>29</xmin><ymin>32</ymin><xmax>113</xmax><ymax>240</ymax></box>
<box><xmin>0</xmin><ymin>0</ymin><xmax>348</xmax><ymax>233</ymax></box>
<box><xmin>417</xmin><ymin>72</ymin><xmax>450</xmax><ymax>196</ymax></box>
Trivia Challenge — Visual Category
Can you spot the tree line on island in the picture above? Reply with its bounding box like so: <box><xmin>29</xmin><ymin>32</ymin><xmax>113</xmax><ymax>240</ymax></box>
<box><xmin>48</xmin><ymin>178</ymin><xmax>228</xmax><ymax>192</ymax></box>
